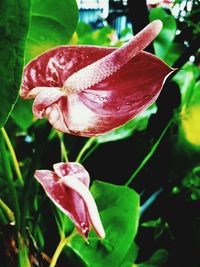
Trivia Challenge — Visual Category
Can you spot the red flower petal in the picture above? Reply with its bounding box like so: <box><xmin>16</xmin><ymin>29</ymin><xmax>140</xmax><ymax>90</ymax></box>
<box><xmin>21</xmin><ymin>20</ymin><xmax>174</xmax><ymax>137</ymax></box>
<box><xmin>34</xmin><ymin>163</ymin><xmax>105</xmax><ymax>238</ymax></box>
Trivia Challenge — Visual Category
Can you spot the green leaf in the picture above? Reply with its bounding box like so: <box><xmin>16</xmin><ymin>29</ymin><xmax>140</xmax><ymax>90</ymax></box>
<box><xmin>120</xmin><ymin>241</ymin><xmax>139</xmax><ymax>267</ymax></box>
<box><xmin>11</xmin><ymin>98</ymin><xmax>34</xmax><ymax>131</ymax></box>
<box><xmin>68</xmin><ymin>181</ymin><xmax>140</xmax><ymax>267</ymax></box>
<box><xmin>76</xmin><ymin>22</ymin><xmax>93</xmax><ymax>38</ymax></box>
<box><xmin>180</xmin><ymin>81</ymin><xmax>200</xmax><ymax>147</ymax></box>
<box><xmin>77</xmin><ymin>25</ymin><xmax>117</xmax><ymax>46</ymax></box>
<box><xmin>25</xmin><ymin>0</ymin><xmax>79</xmax><ymax>63</ymax></box>
<box><xmin>174</xmin><ymin>63</ymin><xmax>200</xmax><ymax>147</ymax></box>
<box><xmin>182</xmin><ymin>166</ymin><xmax>200</xmax><ymax>201</ymax></box>
<box><xmin>135</xmin><ymin>249</ymin><xmax>168</xmax><ymax>267</ymax></box>
<box><xmin>0</xmin><ymin>0</ymin><xmax>30</xmax><ymax>129</ymax></box>
<box><xmin>173</xmin><ymin>62</ymin><xmax>200</xmax><ymax>107</ymax></box>
<box><xmin>97</xmin><ymin>105</ymin><xmax>157</xmax><ymax>143</ymax></box>
<box><xmin>149</xmin><ymin>8</ymin><xmax>176</xmax><ymax>61</ymax></box>
<box><xmin>163</xmin><ymin>42</ymin><xmax>184</xmax><ymax>66</ymax></box>
<box><xmin>141</xmin><ymin>218</ymin><xmax>162</xmax><ymax>228</ymax></box>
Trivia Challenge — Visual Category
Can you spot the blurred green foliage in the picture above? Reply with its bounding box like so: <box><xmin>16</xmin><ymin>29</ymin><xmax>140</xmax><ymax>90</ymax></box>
<box><xmin>0</xmin><ymin>0</ymin><xmax>30</xmax><ymax>129</ymax></box>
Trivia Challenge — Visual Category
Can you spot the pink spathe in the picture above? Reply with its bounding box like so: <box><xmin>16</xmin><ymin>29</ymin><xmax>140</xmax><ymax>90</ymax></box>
<box><xmin>35</xmin><ymin>162</ymin><xmax>105</xmax><ymax>239</ymax></box>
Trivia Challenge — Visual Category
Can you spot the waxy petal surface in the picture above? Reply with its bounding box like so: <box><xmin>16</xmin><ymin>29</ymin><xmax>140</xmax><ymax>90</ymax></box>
<box><xmin>21</xmin><ymin>20</ymin><xmax>174</xmax><ymax>136</ymax></box>
<box><xmin>34</xmin><ymin>162</ymin><xmax>104</xmax><ymax>238</ymax></box>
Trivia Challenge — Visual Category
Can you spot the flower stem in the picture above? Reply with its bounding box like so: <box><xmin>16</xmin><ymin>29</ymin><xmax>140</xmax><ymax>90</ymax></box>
<box><xmin>1</xmin><ymin>127</ymin><xmax>24</xmax><ymax>186</ymax></box>
<box><xmin>57</xmin><ymin>132</ymin><xmax>69</xmax><ymax>162</ymax></box>
<box><xmin>0</xmin><ymin>130</ymin><xmax>21</xmax><ymax>229</ymax></box>
<box><xmin>81</xmin><ymin>142</ymin><xmax>99</xmax><ymax>163</ymax></box>
<box><xmin>76</xmin><ymin>137</ymin><xmax>96</xmax><ymax>163</ymax></box>
<box><xmin>18</xmin><ymin>233</ymin><xmax>31</xmax><ymax>267</ymax></box>
<box><xmin>20</xmin><ymin>122</ymin><xmax>51</xmax><ymax>237</ymax></box>
<box><xmin>125</xmin><ymin>119</ymin><xmax>173</xmax><ymax>187</ymax></box>
<box><xmin>50</xmin><ymin>230</ymin><xmax>76</xmax><ymax>267</ymax></box>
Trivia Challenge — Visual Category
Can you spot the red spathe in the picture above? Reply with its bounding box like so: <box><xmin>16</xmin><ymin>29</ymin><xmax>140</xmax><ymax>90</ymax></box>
<box><xmin>21</xmin><ymin>20</ymin><xmax>174</xmax><ymax>136</ymax></box>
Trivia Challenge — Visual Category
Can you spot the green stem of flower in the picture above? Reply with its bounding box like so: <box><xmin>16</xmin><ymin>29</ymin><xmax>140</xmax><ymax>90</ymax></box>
<box><xmin>57</xmin><ymin>132</ymin><xmax>69</xmax><ymax>162</ymax></box>
<box><xmin>20</xmin><ymin>122</ymin><xmax>51</xmax><ymax>238</ymax></box>
<box><xmin>125</xmin><ymin>119</ymin><xmax>173</xmax><ymax>187</ymax></box>
<box><xmin>0</xmin><ymin>130</ymin><xmax>21</xmax><ymax>229</ymax></box>
<box><xmin>81</xmin><ymin>142</ymin><xmax>99</xmax><ymax>163</ymax></box>
<box><xmin>18</xmin><ymin>233</ymin><xmax>31</xmax><ymax>267</ymax></box>
<box><xmin>1</xmin><ymin>127</ymin><xmax>24</xmax><ymax>186</ymax></box>
<box><xmin>76</xmin><ymin>137</ymin><xmax>97</xmax><ymax>163</ymax></box>
<box><xmin>0</xmin><ymin>209</ymin><xmax>8</xmax><ymax>224</ymax></box>
<box><xmin>50</xmin><ymin>230</ymin><xmax>76</xmax><ymax>267</ymax></box>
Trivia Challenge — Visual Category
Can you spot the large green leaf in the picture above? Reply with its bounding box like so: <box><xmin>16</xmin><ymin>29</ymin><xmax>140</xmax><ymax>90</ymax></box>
<box><xmin>0</xmin><ymin>0</ymin><xmax>30</xmax><ymax>129</ymax></box>
<box><xmin>25</xmin><ymin>0</ymin><xmax>79</xmax><ymax>63</ymax></box>
<box><xmin>67</xmin><ymin>181</ymin><xmax>140</xmax><ymax>267</ymax></box>
<box><xmin>174</xmin><ymin>63</ymin><xmax>200</xmax><ymax>148</ymax></box>
<box><xmin>134</xmin><ymin>249</ymin><xmax>168</xmax><ymax>267</ymax></box>
<box><xmin>149</xmin><ymin>8</ymin><xmax>176</xmax><ymax>61</ymax></box>
<box><xmin>180</xmin><ymin>81</ymin><xmax>200</xmax><ymax>147</ymax></box>
<box><xmin>173</xmin><ymin>63</ymin><xmax>200</xmax><ymax>108</ymax></box>
<box><xmin>163</xmin><ymin>42</ymin><xmax>184</xmax><ymax>66</ymax></box>
<box><xmin>11</xmin><ymin>99</ymin><xmax>34</xmax><ymax>131</ymax></box>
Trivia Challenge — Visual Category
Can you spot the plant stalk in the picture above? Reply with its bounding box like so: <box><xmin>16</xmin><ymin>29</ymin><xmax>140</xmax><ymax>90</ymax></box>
<box><xmin>125</xmin><ymin>119</ymin><xmax>173</xmax><ymax>186</ymax></box>
<box><xmin>50</xmin><ymin>230</ymin><xmax>76</xmax><ymax>267</ymax></box>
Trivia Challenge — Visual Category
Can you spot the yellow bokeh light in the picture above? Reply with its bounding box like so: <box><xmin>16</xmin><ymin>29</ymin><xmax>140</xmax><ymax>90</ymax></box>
<box><xmin>181</xmin><ymin>105</ymin><xmax>200</xmax><ymax>146</ymax></box>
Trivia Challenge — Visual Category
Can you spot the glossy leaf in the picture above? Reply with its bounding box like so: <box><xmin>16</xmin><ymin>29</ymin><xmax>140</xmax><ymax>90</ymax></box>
<box><xmin>163</xmin><ymin>42</ymin><xmax>184</xmax><ymax>66</ymax></box>
<box><xmin>149</xmin><ymin>8</ymin><xmax>176</xmax><ymax>61</ymax></box>
<box><xmin>11</xmin><ymin>99</ymin><xmax>34</xmax><ymax>130</ymax></box>
<box><xmin>77</xmin><ymin>24</ymin><xmax>117</xmax><ymax>46</ymax></box>
<box><xmin>182</xmin><ymin>166</ymin><xmax>200</xmax><ymax>201</ymax></box>
<box><xmin>0</xmin><ymin>0</ymin><xmax>30</xmax><ymax>128</ymax></box>
<box><xmin>25</xmin><ymin>0</ymin><xmax>79</xmax><ymax>63</ymax></box>
<box><xmin>67</xmin><ymin>181</ymin><xmax>140</xmax><ymax>267</ymax></box>
<box><xmin>174</xmin><ymin>63</ymin><xmax>200</xmax><ymax>147</ymax></box>
<box><xmin>180</xmin><ymin>81</ymin><xmax>200</xmax><ymax>147</ymax></box>
<box><xmin>173</xmin><ymin>63</ymin><xmax>200</xmax><ymax>108</ymax></box>
<box><xmin>21</xmin><ymin>21</ymin><xmax>173</xmax><ymax>137</ymax></box>
<box><xmin>135</xmin><ymin>249</ymin><xmax>168</xmax><ymax>267</ymax></box>
<box><xmin>120</xmin><ymin>242</ymin><xmax>139</xmax><ymax>267</ymax></box>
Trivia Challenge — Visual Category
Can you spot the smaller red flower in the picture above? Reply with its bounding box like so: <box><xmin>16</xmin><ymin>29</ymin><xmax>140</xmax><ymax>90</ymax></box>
<box><xmin>34</xmin><ymin>162</ymin><xmax>105</xmax><ymax>239</ymax></box>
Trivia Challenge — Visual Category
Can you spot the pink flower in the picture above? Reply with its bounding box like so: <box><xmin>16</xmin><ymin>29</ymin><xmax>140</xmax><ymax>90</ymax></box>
<box><xmin>34</xmin><ymin>162</ymin><xmax>105</xmax><ymax>239</ymax></box>
<box><xmin>20</xmin><ymin>20</ymin><xmax>174</xmax><ymax>137</ymax></box>
<box><xmin>146</xmin><ymin>0</ymin><xmax>174</xmax><ymax>9</ymax></box>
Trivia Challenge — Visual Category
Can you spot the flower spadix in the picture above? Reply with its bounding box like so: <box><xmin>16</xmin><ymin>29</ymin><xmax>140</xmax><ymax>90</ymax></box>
<box><xmin>20</xmin><ymin>20</ymin><xmax>174</xmax><ymax>137</ymax></box>
<box><xmin>34</xmin><ymin>162</ymin><xmax>105</xmax><ymax>239</ymax></box>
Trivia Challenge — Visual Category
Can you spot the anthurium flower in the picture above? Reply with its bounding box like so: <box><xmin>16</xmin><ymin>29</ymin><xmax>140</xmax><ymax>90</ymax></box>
<box><xmin>146</xmin><ymin>0</ymin><xmax>174</xmax><ymax>8</ymax></box>
<box><xmin>20</xmin><ymin>20</ymin><xmax>174</xmax><ymax>137</ymax></box>
<box><xmin>34</xmin><ymin>162</ymin><xmax>105</xmax><ymax>239</ymax></box>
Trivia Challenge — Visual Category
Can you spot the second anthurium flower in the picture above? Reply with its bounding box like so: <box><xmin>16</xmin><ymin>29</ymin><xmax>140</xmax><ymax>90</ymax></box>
<box><xmin>20</xmin><ymin>20</ymin><xmax>174</xmax><ymax>137</ymax></box>
<box><xmin>35</xmin><ymin>162</ymin><xmax>105</xmax><ymax>239</ymax></box>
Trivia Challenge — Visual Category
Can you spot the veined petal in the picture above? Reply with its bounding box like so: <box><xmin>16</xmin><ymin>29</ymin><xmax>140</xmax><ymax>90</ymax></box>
<box><xmin>53</xmin><ymin>162</ymin><xmax>90</xmax><ymax>188</ymax></box>
<box><xmin>27</xmin><ymin>86</ymin><xmax>60</xmax><ymax>99</ymax></box>
<box><xmin>75</xmin><ymin>51</ymin><xmax>174</xmax><ymax>135</ymax></box>
<box><xmin>20</xmin><ymin>46</ymin><xmax>114</xmax><ymax>98</ymax></box>
<box><xmin>34</xmin><ymin>163</ymin><xmax>104</xmax><ymax>239</ymax></box>
<box><xmin>61</xmin><ymin>175</ymin><xmax>105</xmax><ymax>239</ymax></box>
<box><xmin>32</xmin><ymin>87</ymin><xmax>65</xmax><ymax>119</ymax></box>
